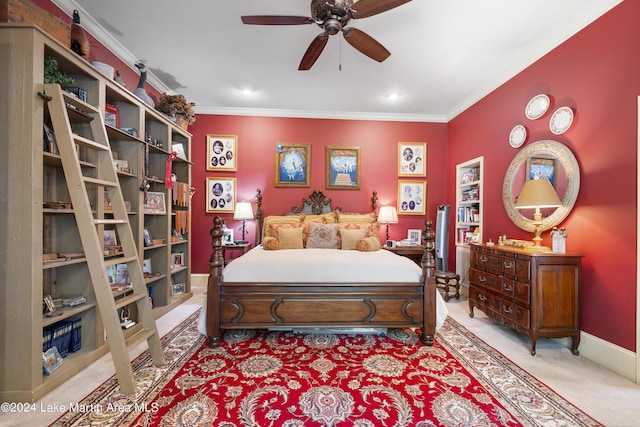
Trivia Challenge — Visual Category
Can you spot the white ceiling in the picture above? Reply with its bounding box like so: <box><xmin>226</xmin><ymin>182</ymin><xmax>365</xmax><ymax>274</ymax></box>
<box><xmin>54</xmin><ymin>0</ymin><xmax>620</xmax><ymax>122</ymax></box>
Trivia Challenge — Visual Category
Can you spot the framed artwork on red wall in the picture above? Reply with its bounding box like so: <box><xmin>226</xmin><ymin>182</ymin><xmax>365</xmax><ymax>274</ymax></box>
<box><xmin>206</xmin><ymin>134</ymin><xmax>237</xmax><ymax>171</ymax></box>
<box><xmin>398</xmin><ymin>180</ymin><xmax>426</xmax><ymax>215</ymax></box>
<box><xmin>398</xmin><ymin>142</ymin><xmax>426</xmax><ymax>177</ymax></box>
<box><xmin>275</xmin><ymin>143</ymin><xmax>310</xmax><ymax>187</ymax></box>
<box><xmin>206</xmin><ymin>177</ymin><xmax>236</xmax><ymax>213</ymax></box>
<box><xmin>325</xmin><ymin>146</ymin><xmax>360</xmax><ymax>190</ymax></box>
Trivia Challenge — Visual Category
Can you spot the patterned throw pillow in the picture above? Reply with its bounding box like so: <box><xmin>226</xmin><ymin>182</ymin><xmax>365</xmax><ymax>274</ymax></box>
<box><xmin>340</xmin><ymin>228</ymin><xmax>366</xmax><ymax>250</ymax></box>
<box><xmin>278</xmin><ymin>227</ymin><xmax>304</xmax><ymax>249</ymax></box>
<box><xmin>306</xmin><ymin>223</ymin><xmax>339</xmax><ymax>249</ymax></box>
<box><xmin>356</xmin><ymin>236</ymin><xmax>382</xmax><ymax>252</ymax></box>
<box><xmin>262</xmin><ymin>236</ymin><xmax>280</xmax><ymax>250</ymax></box>
<box><xmin>338</xmin><ymin>222</ymin><xmax>380</xmax><ymax>238</ymax></box>
<box><xmin>337</xmin><ymin>212</ymin><xmax>376</xmax><ymax>224</ymax></box>
<box><xmin>263</xmin><ymin>215</ymin><xmax>304</xmax><ymax>240</ymax></box>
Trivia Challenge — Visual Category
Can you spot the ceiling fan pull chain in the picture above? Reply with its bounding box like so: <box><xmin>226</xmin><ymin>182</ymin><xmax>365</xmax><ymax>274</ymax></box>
<box><xmin>339</xmin><ymin>35</ymin><xmax>343</xmax><ymax>71</ymax></box>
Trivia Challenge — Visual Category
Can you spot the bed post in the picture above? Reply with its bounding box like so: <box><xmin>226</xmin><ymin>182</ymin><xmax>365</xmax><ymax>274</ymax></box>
<box><xmin>371</xmin><ymin>190</ymin><xmax>378</xmax><ymax>215</ymax></box>
<box><xmin>255</xmin><ymin>188</ymin><xmax>263</xmax><ymax>245</ymax></box>
<box><xmin>421</xmin><ymin>218</ymin><xmax>437</xmax><ymax>345</ymax></box>
<box><xmin>207</xmin><ymin>216</ymin><xmax>224</xmax><ymax>347</ymax></box>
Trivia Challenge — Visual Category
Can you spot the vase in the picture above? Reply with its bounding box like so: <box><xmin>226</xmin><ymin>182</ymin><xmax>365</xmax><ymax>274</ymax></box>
<box><xmin>175</xmin><ymin>114</ymin><xmax>189</xmax><ymax>130</ymax></box>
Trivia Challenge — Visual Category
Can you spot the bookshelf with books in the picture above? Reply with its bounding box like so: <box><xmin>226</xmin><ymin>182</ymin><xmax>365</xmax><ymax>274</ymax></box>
<box><xmin>0</xmin><ymin>24</ymin><xmax>192</xmax><ymax>402</ymax></box>
<box><xmin>455</xmin><ymin>157</ymin><xmax>484</xmax><ymax>289</ymax></box>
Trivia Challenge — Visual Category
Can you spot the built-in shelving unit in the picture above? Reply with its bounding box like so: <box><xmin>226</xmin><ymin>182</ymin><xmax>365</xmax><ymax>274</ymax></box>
<box><xmin>0</xmin><ymin>24</ymin><xmax>192</xmax><ymax>402</ymax></box>
<box><xmin>454</xmin><ymin>156</ymin><xmax>483</xmax><ymax>288</ymax></box>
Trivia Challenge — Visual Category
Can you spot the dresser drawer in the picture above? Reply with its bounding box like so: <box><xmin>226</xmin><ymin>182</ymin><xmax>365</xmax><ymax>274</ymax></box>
<box><xmin>471</xmin><ymin>250</ymin><xmax>503</xmax><ymax>275</ymax></box>
<box><xmin>469</xmin><ymin>268</ymin><xmax>502</xmax><ymax>293</ymax></box>
<box><xmin>504</xmin><ymin>256</ymin><xmax>531</xmax><ymax>283</ymax></box>
<box><xmin>469</xmin><ymin>285</ymin><xmax>503</xmax><ymax>316</ymax></box>
<box><xmin>503</xmin><ymin>279</ymin><xmax>530</xmax><ymax>305</ymax></box>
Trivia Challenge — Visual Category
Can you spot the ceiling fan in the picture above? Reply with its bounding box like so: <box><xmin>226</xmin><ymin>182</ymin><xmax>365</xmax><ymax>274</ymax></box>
<box><xmin>241</xmin><ymin>0</ymin><xmax>412</xmax><ymax>70</ymax></box>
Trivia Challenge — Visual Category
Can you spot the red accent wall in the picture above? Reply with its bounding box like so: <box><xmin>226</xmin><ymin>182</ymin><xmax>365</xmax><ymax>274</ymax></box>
<box><xmin>188</xmin><ymin>116</ymin><xmax>448</xmax><ymax>274</ymax></box>
<box><xmin>448</xmin><ymin>1</ymin><xmax>638</xmax><ymax>351</ymax></box>
<box><xmin>34</xmin><ymin>0</ymin><xmax>639</xmax><ymax>351</ymax></box>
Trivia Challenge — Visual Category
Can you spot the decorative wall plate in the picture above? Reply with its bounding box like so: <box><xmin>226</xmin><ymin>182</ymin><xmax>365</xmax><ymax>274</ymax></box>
<box><xmin>549</xmin><ymin>107</ymin><xmax>574</xmax><ymax>135</ymax></box>
<box><xmin>525</xmin><ymin>94</ymin><xmax>550</xmax><ymax>120</ymax></box>
<box><xmin>509</xmin><ymin>124</ymin><xmax>527</xmax><ymax>148</ymax></box>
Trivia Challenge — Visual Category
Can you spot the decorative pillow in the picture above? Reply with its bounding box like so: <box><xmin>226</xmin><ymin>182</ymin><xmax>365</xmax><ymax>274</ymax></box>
<box><xmin>357</xmin><ymin>236</ymin><xmax>382</xmax><ymax>252</ymax></box>
<box><xmin>339</xmin><ymin>222</ymin><xmax>380</xmax><ymax>238</ymax></box>
<box><xmin>263</xmin><ymin>215</ymin><xmax>304</xmax><ymax>240</ymax></box>
<box><xmin>340</xmin><ymin>228</ymin><xmax>366</xmax><ymax>250</ymax></box>
<box><xmin>262</xmin><ymin>236</ymin><xmax>280</xmax><ymax>250</ymax></box>
<box><xmin>306</xmin><ymin>223</ymin><xmax>339</xmax><ymax>249</ymax></box>
<box><xmin>338</xmin><ymin>212</ymin><xmax>376</xmax><ymax>224</ymax></box>
<box><xmin>278</xmin><ymin>227</ymin><xmax>304</xmax><ymax>249</ymax></box>
<box><xmin>303</xmin><ymin>212</ymin><xmax>338</xmax><ymax>224</ymax></box>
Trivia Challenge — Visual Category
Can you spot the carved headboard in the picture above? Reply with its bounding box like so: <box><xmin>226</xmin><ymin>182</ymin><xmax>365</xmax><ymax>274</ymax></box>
<box><xmin>253</xmin><ymin>189</ymin><xmax>379</xmax><ymax>245</ymax></box>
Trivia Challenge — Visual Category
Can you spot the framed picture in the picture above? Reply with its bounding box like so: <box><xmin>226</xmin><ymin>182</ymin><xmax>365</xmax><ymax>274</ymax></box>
<box><xmin>206</xmin><ymin>177</ymin><xmax>236</xmax><ymax>213</ymax></box>
<box><xmin>144</xmin><ymin>191</ymin><xmax>166</xmax><ymax>214</ymax></box>
<box><xmin>398</xmin><ymin>180</ymin><xmax>426</xmax><ymax>215</ymax></box>
<box><xmin>103</xmin><ymin>229</ymin><xmax>118</xmax><ymax>247</ymax></box>
<box><xmin>526</xmin><ymin>156</ymin><xmax>556</xmax><ymax>187</ymax></box>
<box><xmin>275</xmin><ymin>143</ymin><xmax>310</xmax><ymax>187</ymax></box>
<box><xmin>143</xmin><ymin>259</ymin><xmax>152</xmax><ymax>274</ymax></box>
<box><xmin>171</xmin><ymin>283</ymin><xmax>186</xmax><ymax>295</ymax></box>
<box><xmin>407</xmin><ymin>229</ymin><xmax>422</xmax><ymax>243</ymax></box>
<box><xmin>206</xmin><ymin>134</ymin><xmax>237</xmax><ymax>171</ymax></box>
<box><xmin>325</xmin><ymin>146</ymin><xmax>360</xmax><ymax>190</ymax></box>
<box><xmin>171</xmin><ymin>252</ymin><xmax>184</xmax><ymax>268</ymax></box>
<box><xmin>143</xmin><ymin>228</ymin><xmax>154</xmax><ymax>247</ymax></box>
<box><xmin>398</xmin><ymin>142</ymin><xmax>426</xmax><ymax>176</ymax></box>
<box><xmin>223</xmin><ymin>228</ymin><xmax>234</xmax><ymax>245</ymax></box>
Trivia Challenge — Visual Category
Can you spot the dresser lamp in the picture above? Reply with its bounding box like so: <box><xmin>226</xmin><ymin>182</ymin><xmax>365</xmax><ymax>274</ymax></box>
<box><xmin>378</xmin><ymin>205</ymin><xmax>399</xmax><ymax>244</ymax></box>
<box><xmin>233</xmin><ymin>201</ymin><xmax>254</xmax><ymax>244</ymax></box>
<box><xmin>514</xmin><ymin>178</ymin><xmax>562</xmax><ymax>250</ymax></box>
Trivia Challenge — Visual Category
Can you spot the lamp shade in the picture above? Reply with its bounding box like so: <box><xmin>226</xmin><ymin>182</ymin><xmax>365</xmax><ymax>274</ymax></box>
<box><xmin>233</xmin><ymin>201</ymin><xmax>254</xmax><ymax>220</ymax></box>
<box><xmin>378</xmin><ymin>206</ymin><xmax>398</xmax><ymax>224</ymax></box>
<box><xmin>515</xmin><ymin>178</ymin><xmax>562</xmax><ymax>209</ymax></box>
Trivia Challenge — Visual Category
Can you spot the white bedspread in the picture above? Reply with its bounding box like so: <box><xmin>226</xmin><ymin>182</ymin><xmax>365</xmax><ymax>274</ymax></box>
<box><xmin>198</xmin><ymin>246</ymin><xmax>448</xmax><ymax>334</ymax></box>
<box><xmin>224</xmin><ymin>246</ymin><xmax>424</xmax><ymax>283</ymax></box>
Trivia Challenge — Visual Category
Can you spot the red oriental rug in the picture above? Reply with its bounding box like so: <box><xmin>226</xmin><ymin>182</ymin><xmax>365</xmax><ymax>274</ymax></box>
<box><xmin>50</xmin><ymin>311</ymin><xmax>601</xmax><ymax>426</ymax></box>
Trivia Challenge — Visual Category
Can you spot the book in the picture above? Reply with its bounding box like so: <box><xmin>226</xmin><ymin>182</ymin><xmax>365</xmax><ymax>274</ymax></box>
<box><xmin>104</xmin><ymin>103</ymin><xmax>119</xmax><ymax>127</ymax></box>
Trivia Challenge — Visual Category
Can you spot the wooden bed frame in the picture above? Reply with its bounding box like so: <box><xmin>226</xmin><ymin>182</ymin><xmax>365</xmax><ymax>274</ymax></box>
<box><xmin>206</xmin><ymin>189</ymin><xmax>437</xmax><ymax>347</ymax></box>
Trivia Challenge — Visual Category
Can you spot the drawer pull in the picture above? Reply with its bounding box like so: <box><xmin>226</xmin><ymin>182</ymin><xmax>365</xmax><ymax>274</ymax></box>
<box><xmin>478</xmin><ymin>294</ymin><xmax>487</xmax><ymax>301</ymax></box>
<box><xmin>479</xmin><ymin>256</ymin><xmax>488</xmax><ymax>263</ymax></box>
<box><xmin>504</xmin><ymin>262</ymin><xmax>514</xmax><ymax>268</ymax></box>
<box><xmin>503</xmin><ymin>306</ymin><xmax>513</xmax><ymax>314</ymax></box>
<box><xmin>503</xmin><ymin>285</ymin><xmax>513</xmax><ymax>291</ymax></box>
<box><xmin>479</xmin><ymin>276</ymin><xmax>487</xmax><ymax>282</ymax></box>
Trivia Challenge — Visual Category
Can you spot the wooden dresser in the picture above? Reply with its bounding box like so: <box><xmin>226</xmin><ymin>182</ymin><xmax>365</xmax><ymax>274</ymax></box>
<box><xmin>469</xmin><ymin>244</ymin><xmax>582</xmax><ymax>355</ymax></box>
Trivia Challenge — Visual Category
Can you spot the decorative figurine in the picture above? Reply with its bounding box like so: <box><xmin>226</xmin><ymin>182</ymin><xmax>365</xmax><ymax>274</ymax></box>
<box><xmin>134</xmin><ymin>63</ymin><xmax>155</xmax><ymax>107</ymax></box>
<box><xmin>551</xmin><ymin>227</ymin><xmax>567</xmax><ymax>253</ymax></box>
<box><xmin>70</xmin><ymin>10</ymin><xmax>90</xmax><ymax>58</ymax></box>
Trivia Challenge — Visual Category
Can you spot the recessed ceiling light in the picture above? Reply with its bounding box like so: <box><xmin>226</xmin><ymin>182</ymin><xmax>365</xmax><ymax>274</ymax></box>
<box><xmin>241</xmin><ymin>88</ymin><xmax>255</xmax><ymax>95</ymax></box>
<box><xmin>387</xmin><ymin>93</ymin><xmax>399</xmax><ymax>101</ymax></box>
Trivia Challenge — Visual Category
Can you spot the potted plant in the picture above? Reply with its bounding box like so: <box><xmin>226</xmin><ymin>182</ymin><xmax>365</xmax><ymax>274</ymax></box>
<box><xmin>155</xmin><ymin>93</ymin><xmax>196</xmax><ymax>129</ymax></box>
<box><xmin>44</xmin><ymin>56</ymin><xmax>75</xmax><ymax>85</ymax></box>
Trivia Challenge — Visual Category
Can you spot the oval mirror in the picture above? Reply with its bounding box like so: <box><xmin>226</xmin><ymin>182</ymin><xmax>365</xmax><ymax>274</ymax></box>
<box><xmin>502</xmin><ymin>140</ymin><xmax>580</xmax><ymax>232</ymax></box>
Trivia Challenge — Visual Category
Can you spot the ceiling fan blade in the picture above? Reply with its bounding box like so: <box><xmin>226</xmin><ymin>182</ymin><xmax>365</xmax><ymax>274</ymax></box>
<box><xmin>298</xmin><ymin>34</ymin><xmax>329</xmax><ymax>70</ymax></box>
<box><xmin>350</xmin><ymin>0</ymin><xmax>412</xmax><ymax>19</ymax></box>
<box><xmin>241</xmin><ymin>15</ymin><xmax>313</xmax><ymax>25</ymax></box>
<box><xmin>343</xmin><ymin>27</ymin><xmax>390</xmax><ymax>62</ymax></box>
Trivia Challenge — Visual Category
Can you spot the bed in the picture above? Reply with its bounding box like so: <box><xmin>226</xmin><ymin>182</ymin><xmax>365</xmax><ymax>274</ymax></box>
<box><xmin>205</xmin><ymin>189</ymin><xmax>447</xmax><ymax>347</ymax></box>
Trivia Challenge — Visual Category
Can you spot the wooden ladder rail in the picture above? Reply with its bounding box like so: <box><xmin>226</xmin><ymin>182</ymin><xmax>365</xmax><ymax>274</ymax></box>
<box><xmin>42</xmin><ymin>84</ymin><xmax>165</xmax><ymax>394</ymax></box>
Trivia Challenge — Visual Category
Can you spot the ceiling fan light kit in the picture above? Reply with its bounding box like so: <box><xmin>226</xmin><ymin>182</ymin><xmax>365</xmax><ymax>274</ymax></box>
<box><xmin>241</xmin><ymin>0</ymin><xmax>412</xmax><ymax>70</ymax></box>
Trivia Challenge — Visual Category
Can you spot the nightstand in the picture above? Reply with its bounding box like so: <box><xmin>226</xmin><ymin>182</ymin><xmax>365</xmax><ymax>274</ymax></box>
<box><xmin>384</xmin><ymin>245</ymin><xmax>424</xmax><ymax>265</ymax></box>
<box><xmin>221</xmin><ymin>242</ymin><xmax>251</xmax><ymax>265</ymax></box>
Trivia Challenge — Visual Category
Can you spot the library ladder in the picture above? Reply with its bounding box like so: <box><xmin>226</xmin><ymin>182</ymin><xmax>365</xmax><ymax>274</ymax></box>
<box><xmin>41</xmin><ymin>84</ymin><xmax>165</xmax><ymax>394</ymax></box>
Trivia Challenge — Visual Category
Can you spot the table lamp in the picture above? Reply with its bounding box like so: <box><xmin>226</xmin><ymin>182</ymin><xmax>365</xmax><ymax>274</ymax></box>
<box><xmin>514</xmin><ymin>178</ymin><xmax>562</xmax><ymax>249</ymax></box>
<box><xmin>233</xmin><ymin>201</ymin><xmax>254</xmax><ymax>244</ymax></box>
<box><xmin>378</xmin><ymin>205</ymin><xmax>399</xmax><ymax>244</ymax></box>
